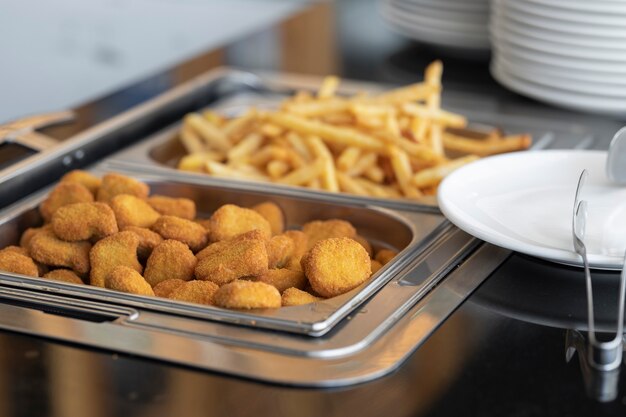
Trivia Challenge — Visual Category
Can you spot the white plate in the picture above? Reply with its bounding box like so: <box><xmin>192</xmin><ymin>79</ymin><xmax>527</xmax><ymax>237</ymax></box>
<box><xmin>510</xmin><ymin>0</ymin><xmax>626</xmax><ymax>27</ymax></box>
<box><xmin>491</xmin><ymin>62</ymin><xmax>626</xmax><ymax>114</ymax></box>
<box><xmin>523</xmin><ymin>0</ymin><xmax>626</xmax><ymax>15</ymax></box>
<box><xmin>438</xmin><ymin>150</ymin><xmax>626</xmax><ymax>270</ymax></box>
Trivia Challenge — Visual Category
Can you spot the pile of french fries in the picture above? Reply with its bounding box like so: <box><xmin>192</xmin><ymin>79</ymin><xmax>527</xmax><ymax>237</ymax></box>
<box><xmin>176</xmin><ymin>61</ymin><xmax>531</xmax><ymax>200</ymax></box>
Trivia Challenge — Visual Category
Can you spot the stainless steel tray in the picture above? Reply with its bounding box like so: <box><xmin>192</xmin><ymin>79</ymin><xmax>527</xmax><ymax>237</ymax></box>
<box><xmin>0</xmin><ymin>168</ymin><xmax>450</xmax><ymax>336</ymax></box>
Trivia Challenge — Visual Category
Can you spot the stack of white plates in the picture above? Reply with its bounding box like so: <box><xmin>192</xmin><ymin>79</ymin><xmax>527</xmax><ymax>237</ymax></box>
<box><xmin>491</xmin><ymin>0</ymin><xmax>626</xmax><ymax>115</ymax></box>
<box><xmin>380</xmin><ymin>0</ymin><xmax>491</xmax><ymax>55</ymax></box>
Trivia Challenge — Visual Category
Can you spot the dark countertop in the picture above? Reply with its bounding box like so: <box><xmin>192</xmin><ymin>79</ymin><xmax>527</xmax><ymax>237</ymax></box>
<box><xmin>4</xmin><ymin>1</ymin><xmax>626</xmax><ymax>416</ymax></box>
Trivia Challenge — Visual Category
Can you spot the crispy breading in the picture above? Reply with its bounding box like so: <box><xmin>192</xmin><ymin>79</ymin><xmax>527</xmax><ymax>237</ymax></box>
<box><xmin>43</xmin><ymin>269</ymin><xmax>83</xmax><ymax>285</ymax></box>
<box><xmin>96</xmin><ymin>173</ymin><xmax>149</xmax><ymax>203</ymax></box>
<box><xmin>195</xmin><ymin>230</ymin><xmax>266</xmax><ymax>261</ymax></box>
<box><xmin>375</xmin><ymin>248</ymin><xmax>397</xmax><ymax>265</ymax></box>
<box><xmin>153</xmin><ymin>278</ymin><xmax>186</xmax><ymax>298</ymax></box>
<box><xmin>253</xmin><ymin>268</ymin><xmax>307</xmax><ymax>293</ymax></box>
<box><xmin>5</xmin><ymin>245</ymin><xmax>48</xmax><ymax>275</ymax></box>
<box><xmin>195</xmin><ymin>218</ymin><xmax>211</xmax><ymax>231</ymax></box>
<box><xmin>110</xmin><ymin>194</ymin><xmax>161</xmax><ymax>229</ymax></box>
<box><xmin>60</xmin><ymin>170</ymin><xmax>102</xmax><ymax>196</ymax></box>
<box><xmin>40</xmin><ymin>182</ymin><xmax>94</xmax><ymax>222</ymax></box>
<box><xmin>301</xmin><ymin>219</ymin><xmax>356</xmax><ymax>250</ymax></box>
<box><xmin>371</xmin><ymin>260</ymin><xmax>383</xmax><ymax>274</ymax></box>
<box><xmin>151</xmin><ymin>216</ymin><xmax>208</xmax><ymax>252</ymax></box>
<box><xmin>147</xmin><ymin>195</ymin><xmax>196</xmax><ymax>220</ymax></box>
<box><xmin>267</xmin><ymin>234</ymin><xmax>294</xmax><ymax>269</ymax></box>
<box><xmin>168</xmin><ymin>280</ymin><xmax>219</xmax><ymax>306</ymax></box>
<box><xmin>302</xmin><ymin>237</ymin><xmax>371</xmax><ymax>297</ymax></box>
<box><xmin>20</xmin><ymin>226</ymin><xmax>50</xmax><ymax>250</ymax></box>
<box><xmin>51</xmin><ymin>202</ymin><xmax>118</xmax><ymax>241</ymax></box>
<box><xmin>89</xmin><ymin>231</ymin><xmax>142</xmax><ymax>287</ymax></box>
<box><xmin>281</xmin><ymin>287</ymin><xmax>322</xmax><ymax>306</ymax></box>
<box><xmin>282</xmin><ymin>230</ymin><xmax>309</xmax><ymax>269</ymax></box>
<box><xmin>353</xmin><ymin>234</ymin><xmax>373</xmax><ymax>257</ymax></box>
<box><xmin>251</xmin><ymin>201</ymin><xmax>285</xmax><ymax>235</ymax></box>
<box><xmin>195</xmin><ymin>235</ymin><xmax>268</xmax><ymax>285</ymax></box>
<box><xmin>207</xmin><ymin>204</ymin><xmax>272</xmax><ymax>242</ymax></box>
<box><xmin>144</xmin><ymin>240</ymin><xmax>197</xmax><ymax>286</ymax></box>
<box><xmin>122</xmin><ymin>226</ymin><xmax>163</xmax><ymax>260</ymax></box>
<box><xmin>214</xmin><ymin>280</ymin><xmax>281</xmax><ymax>309</ymax></box>
<box><xmin>29</xmin><ymin>229</ymin><xmax>91</xmax><ymax>274</ymax></box>
<box><xmin>0</xmin><ymin>248</ymin><xmax>39</xmax><ymax>277</ymax></box>
<box><xmin>105</xmin><ymin>266</ymin><xmax>154</xmax><ymax>296</ymax></box>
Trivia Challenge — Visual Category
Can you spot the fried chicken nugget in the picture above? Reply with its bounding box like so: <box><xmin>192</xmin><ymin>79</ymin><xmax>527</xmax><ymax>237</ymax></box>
<box><xmin>302</xmin><ymin>237</ymin><xmax>371</xmax><ymax>298</ymax></box>
<box><xmin>144</xmin><ymin>240</ymin><xmax>197</xmax><ymax>286</ymax></box>
<box><xmin>51</xmin><ymin>202</ymin><xmax>118</xmax><ymax>241</ymax></box>
<box><xmin>281</xmin><ymin>287</ymin><xmax>322</xmax><ymax>306</ymax></box>
<box><xmin>375</xmin><ymin>249</ymin><xmax>397</xmax><ymax>266</ymax></box>
<box><xmin>147</xmin><ymin>195</ymin><xmax>196</xmax><ymax>220</ymax></box>
<box><xmin>122</xmin><ymin>226</ymin><xmax>163</xmax><ymax>260</ymax></box>
<box><xmin>195</xmin><ymin>230</ymin><xmax>265</xmax><ymax>261</ymax></box>
<box><xmin>251</xmin><ymin>201</ymin><xmax>285</xmax><ymax>235</ymax></box>
<box><xmin>111</xmin><ymin>194</ymin><xmax>161</xmax><ymax>229</ymax></box>
<box><xmin>4</xmin><ymin>246</ymin><xmax>48</xmax><ymax>275</ymax></box>
<box><xmin>20</xmin><ymin>226</ymin><xmax>50</xmax><ymax>250</ymax></box>
<box><xmin>151</xmin><ymin>216</ymin><xmax>208</xmax><ymax>252</ymax></box>
<box><xmin>282</xmin><ymin>230</ymin><xmax>309</xmax><ymax>269</ymax></box>
<box><xmin>40</xmin><ymin>182</ymin><xmax>94</xmax><ymax>222</ymax></box>
<box><xmin>371</xmin><ymin>260</ymin><xmax>383</xmax><ymax>274</ymax></box>
<box><xmin>43</xmin><ymin>269</ymin><xmax>83</xmax><ymax>285</ymax></box>
<box><xmin>153</xmin><ymin>278</ymin><xmax>186</xmax><ymax>298</ymax></box>
<box><xmin>89</xmin><ymin>231</ymin><xmax>142</xmax><ymax>287</ymax></box>
<box><xmin>207</xmin><ymin>204</ymin><xmax>271</xmax><ymax>242</ymax></box>
<box><xmin>302</xmin><ymin>219</ymin><xmax>356</xmax><ymax>250</ymax></box>
<box><xmin>253</xmin><ymin>268</ymin><xmax>307</xmax><ymax>293</ymax></box>
<box><xmin>267</xmin><ymin>234</ymin><xmax>295</xmax><ymax>269</ymax></box>
<box><xmin>96</xmin><ymin>173</ymin><xmax>149</xmax><ymax>203</ymax></box>
<box><xmin>214</xmin><ymin>280</ymin><xmax>281</xmax><ymax>309</ymax></box>
<box><xmin>0</xmin><ymin>248</ymin><xmax>39</xmax><ymax>277</ymax></box>
<box><xmin>353</xmin><ymin>234</ymin><xmax>373</xmax><ymax>257</ymax></box>
<box><xmin>169</xmin><ymin>280</ymin><xmax>219</xmax><ymax>306</ymax></box>
<box><xmin>195</xmin><ymin>235</ymin><xmax>268</xmax><ymax>285</ymax></box>
<box><xmin>30</xmin><ymin>229</ymin><xmax>91</xmax><ymax>274</ymax></box>
<box><xmin>105</xmin><ymin>266</ymin><xmax>154</xmax><ymax>296</ymax></box>
<box><xmin>60</xmin><ymin>170</ymin><xmax>102</xmax><ymax>196</ymax></box>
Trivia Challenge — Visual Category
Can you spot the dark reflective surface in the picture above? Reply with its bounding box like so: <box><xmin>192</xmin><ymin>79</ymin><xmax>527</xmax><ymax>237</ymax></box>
<box><xmin>4</xmin><ymin>0</ymin><xmax>626</xmax><ymax>415</ymax></box>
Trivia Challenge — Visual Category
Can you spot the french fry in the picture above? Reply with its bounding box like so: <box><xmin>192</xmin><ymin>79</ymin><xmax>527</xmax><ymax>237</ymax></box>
<box><xmin>318</xmin><ymin>75</ymin><xmax>340</xmax><ymax>99</ymax></box>
<box><xmin>388</xmin><ymin>145</ymin><xmax>422</xmax><ymax>198</ymax></box>
<box><xmin>402</xmin><ymin>103</ymin><xmax>467</xmax><ymax>128</ymax></box>
<box><xmin>283</xmin><ymin>98</ymin><xmax>350</xmax><ymax>117</ymax></box>
<box><xmin>443</xmin><ymin>133</ymin><xmax>532</xmax><ymax>156</ymax></box>
<box><xmin>222</xmin><ymin>109</ymin><xmax>257</xmax><ymax>139</ymax></box>
<box><xmin>178</xmin><ymin>152</ymin><xmax>224</xmax><ymax>172</ymax></box>
<box><xmin>353</xmin><ymin>177</ymin><xmax>401</xmax><ymax>198</ymax></box>
<box><xmin>285</xmin><ymin>132</ymin><xmax>312</xmax><ymax>161</ymax></box>
<box><xmin>336</xmin><ymin>172</ymin><xmax>370</xmax><ymax>196</ymax></box>
<box><xmin>267</xmin><ymin>160</ymin><xmax>290</xmax><ymax>179</ymax></box>
<box><xmin>363</xmin><ymin>165</ymin><xmax>385</xmax><ymax>183</ymax></box>
<box><xmin>249</xmin><ymin>145</ymin><xmax>290</xmax><ymax>166</ymax></box>
<box><xmin>179</xmin><ymin>125</ymin><xmax>205</xmax><ymax>154</ymax></box>
<box><xmin>227</xmin><ymin>133</ymin><xmax>263</xmax><ymax>164</ymax></box>
<box><xmin>345</xmin><ymin>152</ymin><xmax>378</xmax><ymax>177</ymax></box>
<box><xmin>306</xmin><ymin>136</ymin><xmax>339</xmax><ymax>192</ymax></box>
<box><xmin>375</xmin><ymin>82</ymin><xmax>436</xmax><ymax>104</ymax></box>
<box><xmin>275</xmin><ymin>159</ymin><xmax>325</xmax><ymax>186</ymax></box>
<box><xmin>337</xmin><ymin>147</ymin><xmax>361</xmax><ymax>172</ymax></box>
<box><xmin>185</xmin><ymin>113</ymin><xmax>231</xmax><ymax>152</ymax></box>
<box><xmin>424</xmin><ymin>61</ymin><xmax>444</xmax><ymax>156</ymax></box>
<box><xmin>205</xmin><ymin>161</ymin><xmax>268</xmax><ymax>181</ymax></box>
<box><xmin>412</xmin><ymin>155</ymin><xmax>479</xmax><ymax>188</ymax></box>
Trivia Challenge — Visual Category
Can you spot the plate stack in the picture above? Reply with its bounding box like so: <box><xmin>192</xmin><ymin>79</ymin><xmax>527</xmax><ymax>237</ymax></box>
<box><xmin>379</xmin><ymin>0</ymin><xmax>491</xmax><ymax>56</ymax></box>
<box><xmin>490</xmin><ymin>0</ymin><xmax>626</xmax><ymax>115</ymax></box>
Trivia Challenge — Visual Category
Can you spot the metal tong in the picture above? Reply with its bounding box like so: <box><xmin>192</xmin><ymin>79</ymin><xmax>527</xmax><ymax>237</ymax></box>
<box><xmin>566</xmin><ymin>169</ymin><xmax>626</xmax><ymax>402</ymax></box>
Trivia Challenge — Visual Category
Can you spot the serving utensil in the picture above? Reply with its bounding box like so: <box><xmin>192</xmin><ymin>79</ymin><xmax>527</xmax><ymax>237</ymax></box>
<box><xmin>606</xmin><ymin>126</ymin><xmax>626</xmax><ymax>184</ymax></box>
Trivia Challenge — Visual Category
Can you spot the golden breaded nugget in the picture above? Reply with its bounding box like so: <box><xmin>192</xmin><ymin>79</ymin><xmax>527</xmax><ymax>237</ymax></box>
<box><xmin>30</xmin><ymin>229</ymin><xmax>91</xmax><ymax>274</ymax></box>
<box><xmin>20</xmin><ymin>226</ymin><xmax>50</xmax><ymax>250</ymax></box>
<box><xmin>267</xmin><ymin>234</ymin><xmax>294</xmax><ymax>269</ymax></box>
<box><xmin>302</xmin><ymin>237</ymin><xmax>371</xmax><ymax>297</ymax></box>
<box><xmin>110</xmin><ymin>194</ymin><xmax>161</xmax><ymax>229</ymax></box>
<box><xmin>195</xmin><ymin>236</ymin><xmax>268</xmax><ymax>285</ymax></box>
<box><xmin>254</xmin><ymin>268</ymin><xmax>307</xmax><ymax>293</ymax></box>
<box><xmin>40</xmin><ymin>182</ymin><xmax>94</xmax><ymax>222</ymax></box>
<box><xmin>195</xmin><ymin>230</ymin><xmax>265</xmax><ymax>262</ymax></box>
<box><xmin>283</xmin><ymin>230</ymin><xmax>309</xmax><ymax>265</ymax></box>
<box><xmin>153</xmin><ymin>278</ymin><xmax>186</xmax><ymax>298</ymax></box>
<box><xmin>251</xmin><ymin>201</ymin><xmax>285</xmax><ymax>235</ymax></box>
<box><xmin>281</xmin><ymin>287</ymin><xmax>322</xmax><ymax>306</ymax></box>
<box><xmin>371</xmin><ymin>260</ymin><xmax>383</xmax><ymax>274</ymax></box>
<box><xmin>214</xmin><ymin>280</ymin><xmax>281</xmax><ymax>309</ymax></box>
<box><xmin>151</xmin><ymin>216</ymin><xmax>208</xmax><ymax>252</ymax></box>
<box><xmin>375</xmin><ymin>249</ymin><xmax>397</xmax><ymax>265</ymax></box>
<box><xmin>0</xmin><ymin>249</ymin><xmax>39</xmax><ymax>277</ymax></box>
<box><xmin>90</xmin><ymin>231</ymin><xmax>142</xmax><ymax>287</ymax></box>
<box><xmin>196</xmin><ymin>218</ymin><xmax>211</xmax><ymax>231</ymax></box>
<box><xmin>43</xmin><ymin>269</ymin><xmax>83</xmax><ymax>285</ymax></box>
<box><xmin>302</xmin><ymin>219</ymin><xmax>356</xmax><ymax>250</ymax></box>
<box><xmin>60</xmin><ymin>170</ymin><xmax>101</xmax><ymax>196</ymax></box>
<box><xmin>96</xmin><ymin>173</ymin><xmax>149</xmax><ymax>203</ymax></box>
<box><xmin>122</xmin><ymin>226</ymin><xmax>163</xmax><ymax>260</ymax></box>
<box><xmin>169</xmin><ymin>280</ymin><xmax>219</xmax><ymax>306</ymax></box>
<box><xmin>207</xmin><ymin>204</ymin><xmax>271</xmax><ymax>242</ymax></box>
<box><xmin>51</xmin><ymin>202</ymin><xmax>118</xmax><ymax>241</ymax></box>
<box><xmin>105</xmin><ymin>266</ymin><xmax>154</xmax><ymax>296</ymax></box>
<box><xmin>147</xmin><ymin>195</ymin><xmax>196</xmax><ymax>220</ymax></box>
<box><xmin>353</xmin><ymin>234</ymin><xmax>373</xmax><ymax>257</ymax></box>
<box><xmin>144</xmin><ymin>240</ymin><xmax>197</xmax><ymax>287</ymax></box>
<box><xmin>2</xmin><ymin>245</ymin><xmax>28</xmax><ymax>257</ymax></box>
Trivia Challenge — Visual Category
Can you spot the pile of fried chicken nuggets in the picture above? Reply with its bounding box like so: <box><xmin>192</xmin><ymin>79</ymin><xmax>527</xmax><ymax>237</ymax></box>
<box><xmin>0</xmin><ymin>171</ymin><xmax>397</xmax><ymax>309</ymax></box>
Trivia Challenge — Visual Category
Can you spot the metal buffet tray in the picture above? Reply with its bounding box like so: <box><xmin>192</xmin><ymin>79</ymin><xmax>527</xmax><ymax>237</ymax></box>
<box><xmin>0</xmin><ymin>67</ymin><xmax>613</xmax><ymax>386</ymax></box>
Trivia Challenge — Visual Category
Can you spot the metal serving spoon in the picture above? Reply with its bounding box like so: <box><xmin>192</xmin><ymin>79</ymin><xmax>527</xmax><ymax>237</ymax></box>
<box><xmin>606</xmin><ymin>127</ymin><xmax>626</xmax><ymax>184</ymax></box>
